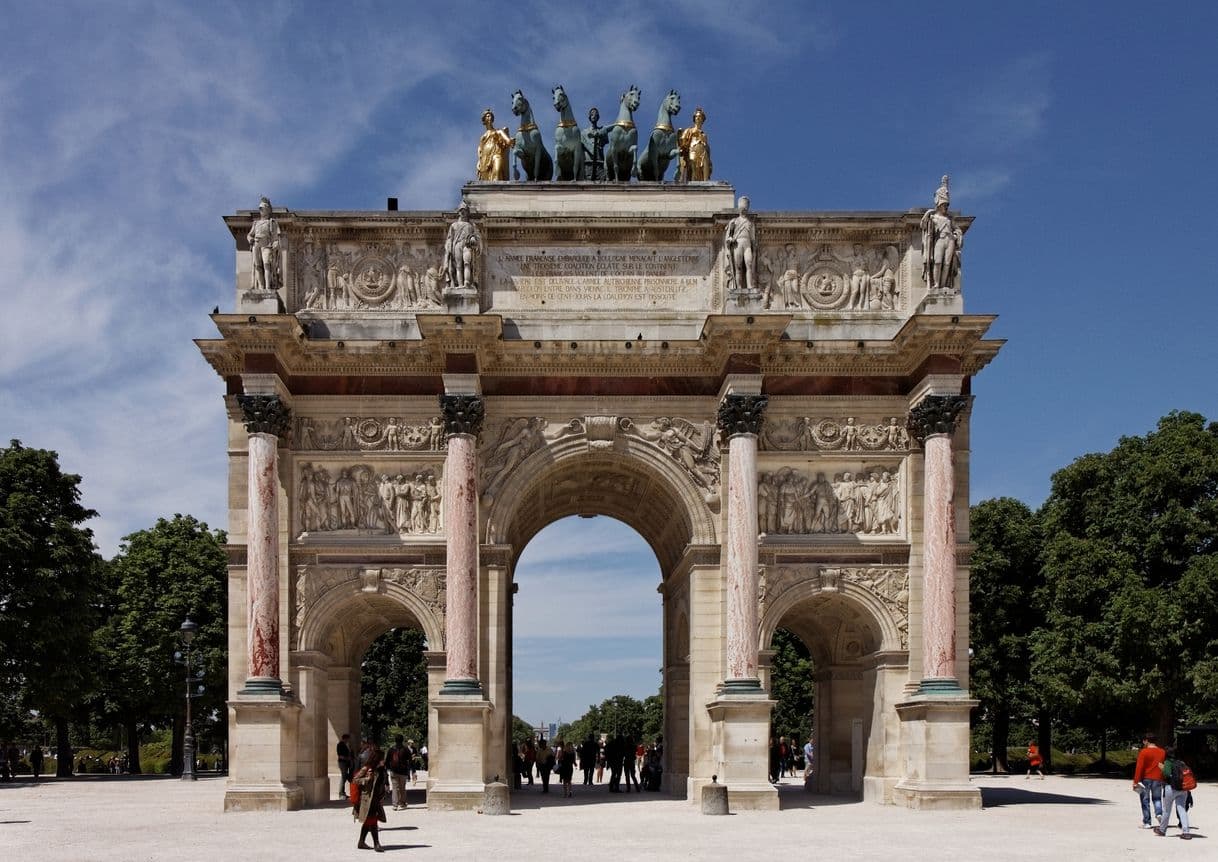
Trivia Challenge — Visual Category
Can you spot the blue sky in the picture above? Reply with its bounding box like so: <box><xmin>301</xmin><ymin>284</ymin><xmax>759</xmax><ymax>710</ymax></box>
<box><xmin>2</xmin><ymin>3</ymin><xmax>1215</xmax><ymax>722</ymax></box>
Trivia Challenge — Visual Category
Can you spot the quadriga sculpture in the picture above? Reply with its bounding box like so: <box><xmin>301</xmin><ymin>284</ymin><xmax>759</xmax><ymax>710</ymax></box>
<box><xmin>636</xmin><ymin>89</ymin><xmax>681</xmax><ymax>181</ymax></box>
<box><xmin>511</xmin><ymin>89</ymin><xmax>553</xmax><ymax>181</ymax></box>
<box><xmin>604</xmin><ymin>84</ymin><xmax>641</xmax><ymax>182</ymax></box>
<box><xmin>551</xmin><ymin>85</ymin><xmax>584</xmax><ymax>181</ymax></box>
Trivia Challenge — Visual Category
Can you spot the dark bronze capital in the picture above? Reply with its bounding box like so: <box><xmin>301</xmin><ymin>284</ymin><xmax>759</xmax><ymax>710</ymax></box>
<box><xmin>439</xmin><ymin>393</ymin><xmax>485</xmax><ymax>438</ymax></box>
<box><xmin>907</xmin><ymin>395</ymin><xmax>969</xmax><ymax>443</ymax></box>
<box><xmin>237</xmin><ymin>394</ymin><xmax>292</xmax><ymax>437</ymax></box>
<box><xmin>717</xmin><ymin>393</ymin><xmax>768</xmax><ymax>437</ymax></box>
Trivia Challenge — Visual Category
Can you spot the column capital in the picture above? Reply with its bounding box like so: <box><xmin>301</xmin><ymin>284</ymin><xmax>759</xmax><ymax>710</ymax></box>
<box><xmin>717</xmin><ymin>393</ymin><xmax>768</xmax><ymax>438</ymax></box>
<box><xmin>237</xmin><ymin>394</ymin><xmax>292</xmax><ymax>438</ymax></box>
<box><xmin>439</xmin><ymin>393</ymin><xmax>485</xmax><ymax>438</ymax></box>
<box><xmin>907</xmin><ymin>394</ymin><xmax>968</xmax><ymax>444</ymax></box>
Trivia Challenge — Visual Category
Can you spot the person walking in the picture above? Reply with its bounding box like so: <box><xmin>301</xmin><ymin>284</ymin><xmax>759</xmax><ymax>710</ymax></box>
<box><xmin>803</xmin><ymin>737</ymin><xmax>815</xmax><ymax>782</ymax></box>
<box><xmin>607</xmin><ymin>735</ymin><xmax>623</xmax><ymax>792</ymax></box>
<box><xmin>558</xmin><ymin>741</ymin><xmax>576</xmax><ymax>798</ymax></box>
<box><xmin>579</xmin><ymin>735</ymin><xmax>597</xmax><ymax>786</ymax></box>
<box><xmin>1155</xmin><ymin>746</ymin><xmax>1196</xmax><ymax>839</ymax></box>
<box><xmin>596</xmin><ymin>743</ymin><xmax>606</xmax><ymax>785</ymax></box>
<box><xmin>336</xmin><ymin>733</ymin><xmax>354</xmax><ymax>799</ymax></box>
<box><xmin>621</xmin><ymin>734</ymin><xmax>640</xmax><ymax>793</ymax></box>
<box><xmin>387</xmin><ymin>735</ymin><xmax>410</xmax><ymax>811</ymax></box>
<box><xmin>1025</xmin><ymin>741</ymin><xmax>1044</xmax><ymax>779</ymax></box>
<box><xmin>524</xmin><ymin>739</ymin><xmax>536</xmax><ymax>786</ymax></box>
<box><xmin>537</xmin><ymin>740</ymin><xmax>554</xmax><ymax>794</ymax></box>
<box><xmin>1133</xmin><ymin>732</ymin><xmax>1166</xmax><ymax>829</ymax></box>
<box><xmin>30</xmin><ymin>746</ymin><xmax>43</xmax><ymax>781</ymax></box>
<box><xmin>351</xmin><ymin>750</ymin><xmax>387</xmax><ymax>852</ymax></box>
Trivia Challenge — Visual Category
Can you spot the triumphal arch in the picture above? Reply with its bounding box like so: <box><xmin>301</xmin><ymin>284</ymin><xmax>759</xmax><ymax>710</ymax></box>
<box><xmin>197</xmin><ymin>99</ymin><xmax>1001</xmax><ymax>812</ymax></box>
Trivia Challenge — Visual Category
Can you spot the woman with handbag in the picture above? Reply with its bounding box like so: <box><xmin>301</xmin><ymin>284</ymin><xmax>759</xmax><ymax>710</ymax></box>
<box><xmin>351</xmin><ymin>749</ymin><xmax>388</xmax><ymax>852</ymax></box>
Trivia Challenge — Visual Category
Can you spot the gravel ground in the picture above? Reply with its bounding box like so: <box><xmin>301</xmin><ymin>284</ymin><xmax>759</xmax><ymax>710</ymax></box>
<box><xmin>0</xmin><ymin>772</ymin><xmax>1208</xmax><ymax>861</ymax></box>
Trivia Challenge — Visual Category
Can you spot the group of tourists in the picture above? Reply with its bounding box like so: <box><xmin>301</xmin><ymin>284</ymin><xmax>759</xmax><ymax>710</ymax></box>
<box><xmin>769</xmin><ymin>735</ymin><xmax>814</xmax><ymax>783</ymax></box>
<box><xmin>0</xmin><ymin>743</ymin><xmax>43</xmax><ymax>780</ymax></box>
<box><xmin>512</xmin><ymin>735</ymin><xmax>664</xmax><ymax>797</ymax></box>
<box><xmin>1133</xmin><ymin>733</ymin><xmax>1198</xmax><ymax>840</ymax></box>
<box><xmin>335</xmin><ymin>733</ymin><xmax>428</xmax><ymax>852</ymax></box>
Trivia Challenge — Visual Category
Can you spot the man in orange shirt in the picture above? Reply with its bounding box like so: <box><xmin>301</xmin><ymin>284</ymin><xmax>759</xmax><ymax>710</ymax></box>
<box><xmin>1132</xmin><ymin>732</ymin><xmax>1166</xmax><ymax>828</ymax></box>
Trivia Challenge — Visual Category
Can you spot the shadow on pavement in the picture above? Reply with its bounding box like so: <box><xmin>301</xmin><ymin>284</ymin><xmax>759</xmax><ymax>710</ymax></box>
<box><xmin>981</xmin><ymin>786</ymin><xmax>1112</xmax><ymax>807</ymax></box>
<box><xmin>777</xmin><ymin>781</ymin><xmax>863</xmax><ymax>811</ymax></box>
<box><xmin>508</xmin><ymin>785</ymin><xmax>674</xmax><ymax>810</ymax></box>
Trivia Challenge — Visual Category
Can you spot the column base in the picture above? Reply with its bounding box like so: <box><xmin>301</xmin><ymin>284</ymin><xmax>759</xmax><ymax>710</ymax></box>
<box><xmin>915</xmin><ymin>677</ymin><xmax>967</xmax><ymax>696</ymax></box>
<box><xmin>703</xmin><ymin>693</ymin><xmax>778</xmax><ymax>811</ymax></box>
<box><xmin>721</xmin><ymin>678</ymin><xmax>763</xmax><ymax>694</ymax></box>
<box><xmin>224</xmin><ymin>694</ymin><xmax>303</xmax><ymax>813</ymax></box>
<box><xmin>892</xmin><ymin>696</ymin><xmax>980</xmax><ymax>811</ymax></box>
<box><xmin>239</xmin><ymin>677</ymin><xmax>284</xmax><ymax>696</ymax></box>
<box><xmin>438</xmin><ymin>678</ymin><xmax>484</xmax><ymax>697</ymax></box>
<box><xmin>428</xmin><ymin>696</ymin><xmax>492</xmax><ymax>811</ymax></box>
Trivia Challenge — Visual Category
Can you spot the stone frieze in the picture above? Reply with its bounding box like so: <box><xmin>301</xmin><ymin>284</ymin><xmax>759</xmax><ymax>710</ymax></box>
<box><xmin>759</xmin><ymin>466</ymin><xmax>901</xmax><ymax>536</ymax></box>
<box><xmin>297</xmin><ymin>462</ymin><xmax>442</xmax><ymax>537</ymax></box>
<box><xmin>296</xmin><ymin>416</ymin><xmax>445</xmax><ymax>451</ymax></box>
<box><xmin>761</xmin><ymin>416</ymin><xmax>911</xmax><ymax>452</ymax></box>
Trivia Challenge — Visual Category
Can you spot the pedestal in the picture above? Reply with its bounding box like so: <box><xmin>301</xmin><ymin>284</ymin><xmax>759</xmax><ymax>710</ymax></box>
<box><xmin>726</xmin><ymin>291</ymin><xmax>765</xmax><ymax>313</ymax></box>
<box><xmin>223</xmin><ymin>694</ymin><xmax>304</xmax><ymax>812</ymax></box>
<box><xmin>428</xmin><ymin>696</ymin><xmax>492</xmax><ymax>811</ymax></box>
<box><xmin>442</xmin><ymin>288</ymin><xmax>480</xmax><ymax>316</ymax></box>
<box><xmin>704</xmin><ymin>694</ymin><xmax>778</xmax><ymax>810</ymax></box>
<box><xmin>891</xmin><ymin>697</ymin><xmax>980</xmax><ymax>810</ymax></box>
<box><xmin>239</xmin><ymin>290</ymin><xmax>283</xmax><ymax>314</ymax></box>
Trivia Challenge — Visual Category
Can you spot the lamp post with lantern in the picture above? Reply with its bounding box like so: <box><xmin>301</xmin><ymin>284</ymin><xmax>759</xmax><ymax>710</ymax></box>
<box><xmin>175</xmin><ymin>616</ymin><xmax>206</xmax><ymax>781</ymax></box>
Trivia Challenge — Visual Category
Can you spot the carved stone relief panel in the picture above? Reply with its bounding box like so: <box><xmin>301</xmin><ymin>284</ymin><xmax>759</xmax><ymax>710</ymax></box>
<box><xmin>761</xmin><ymin>416</ymin><xmax>911</xmax><ymax>452</ymax></box>
<box><xmin>760</xmin><ymin>564</ymin><xmax>909</xmax><ymax>650</ymax></box>
<box><xmin>296</xmin><ymin>461</ymin><xmax>443</xmax><ymax>538</ymax></box>
<box><xmin>292</xmin><ymin>565</ymin><xmax>359</xmax><ymax>644</ymax></box>
<box><xmin>758</xmin><ymin>464</ymin><xmax>902</xmax><ymax>537</ymax></box>
<box><xmin>758</xmin><ymin>242</ymin><xmax>903</xmax><ymax>312</ymax></box>
<box><xmin>623</xmin><ymin>416</ymin><xmax>720</xmax><ymax>495</ymax></box>
<box><xmin>292</xmin><ymin>565</ymin><xmax>447</xmax><ymax>648</ymax></box>
<box><xmin>294</xmin><ymin>239</ymin><xmax>445</xmax><ymax>312</ymax></box>
<box><xmin>381</xmin><ymin>567</ymin><xmax>446</xmax><ymax>643</ymax></box>
<box><xmin>296</xmin><ymin>416</ymin><xmax>445</xmax><ymax>452</ymax></box>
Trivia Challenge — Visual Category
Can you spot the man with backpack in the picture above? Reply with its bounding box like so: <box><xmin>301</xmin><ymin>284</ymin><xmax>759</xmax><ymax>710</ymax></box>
<box><xmin>1154</xmin><ymin>746</ymin><xmax>1196</xmax><ymax>839</ymax></box>
<box><xmin>388</xmin><ymin>735</ymin><xmax>411</xmax><ymax>811</ymax></box>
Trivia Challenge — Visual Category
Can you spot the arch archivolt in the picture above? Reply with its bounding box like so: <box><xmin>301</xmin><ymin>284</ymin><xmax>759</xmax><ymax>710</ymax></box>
<box><xmin>294</xmin><ymin>564</ymin><xmax>446</xmax><ymax>662</ymax></box>
<box><xmin>482</xmin><ymin>414</ymin><xmax>718</xmax><ymax>572</ymax></box>
<box><xmin>759</xmin><ymin>564</ymin><xmax>909</xmax><ymax>659</ymax></box>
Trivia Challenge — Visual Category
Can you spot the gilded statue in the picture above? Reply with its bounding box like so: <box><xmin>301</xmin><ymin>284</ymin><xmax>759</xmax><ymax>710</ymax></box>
<box><xmin>247</xmin><ymin>196</ymin><xmax>281</xmax><ymax>292</ymax></box>
<box><xmin>920</xmin><ymin>175</ymin><xmax>963</xmax><ymax>291</ymax></box>
<box><xmin>678</xmin><ymin>106</ymin><xmax>712</xmax><ymax>182</ymax></box>
<box><xmin>476</xmin><ymin>109</ymin><xmax>512</xmax><ymax>180</ymax></box>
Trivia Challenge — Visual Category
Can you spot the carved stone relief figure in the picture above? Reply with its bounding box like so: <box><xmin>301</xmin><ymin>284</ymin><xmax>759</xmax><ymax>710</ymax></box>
<box><xmin>298</xmin><ymin>242</ymin><xmax>443</xmax><ymax>311</ymax></box>
<box><xmin>481</xmin><ymin>417</ymin><xmax>550</xmax><ymax>498</ymax></box>
<box><xmin>293</xmin><ymin>566</ymin><xmax>361</xmax><ymax>643</ymax></box>
<box><xmin>443</xmin><ymin>201</ymin><xmax>482</xmax><ymax>292</ymax></box>
<box><xmin>297</xmin><ymin>462</ymin><xmax>442</xmax><ymax>537</ymax></box>
<box><xmin>920</xmin><ymin>175</ymin><xmax>963</xmax><ymax>292</ymax></box>
<box><xmin>629</xmin><ymin>416</ymin><xmax>721</xmax><ymax>494</ymax></box>
<box><xmin>758</xmin><ymin>467</ymin><xmax>901</xmax><ymax>536</ymax></box>
<box><xmin>382</xmin><ymin>568</ymin><xmax>447</xmax><ymax>640</ymax></box>
<box><xmin>724</xmin><ymin>196</ymin><xmax>758</xmax><ymax>297</ymax></box>
<box><xmin>761</xmin><ymin>416</ymin><xmax>911</xmax><ymax>452</ymax></box>
<box><xmin>759</xmin><ymin>242</ymin><xmax>902</xmax><ymax>312</ymax></box>
<box><xmin>295</xmin><ymin>416</ymin><xmax>445</xmax><ymax>451</ymax></box>
<box><xmin>760</xmin><ymin>564</ymin><xmax>910</xmax><ymax>650</ymax></box>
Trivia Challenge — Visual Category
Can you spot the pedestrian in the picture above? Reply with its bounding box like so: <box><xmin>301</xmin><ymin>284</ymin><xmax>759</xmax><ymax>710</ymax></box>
<box><xmin>768</xmin><ymin>736</ymin><xmax>781</xmax><ymax>783</ymax></box>
<box><xmin>351</xmin><ymin>749</ymin><xmax>387</xmax><ymax>852</ymax></box>
<box><xmin>30</xmin><ymin>746</ymin><xmax>43</xmax><ymax>781</ymax></box>
<box><xmin>387</xmin><ymin>735</ymin><xmax>410</xmax><ymax>811</ymax></box>
<box><xmin>803</xmin><ymin>737</ymin><xmax>815</xmax><ymax>782</ymax></box>
<box><xmin>621</xmin><ymin>734</ymin><xmax>640</xmax><ymax>792</ymax></box>
<box><xmin>524</xmin><ymin>739</ymin><xmax>536</xmax><ymax>786</ymax></box>
<box><xmin>607</xmin><ymin>735</ymin><xmax>623</xmax><ymax>791</ymax></box>
<box><xmin>596</xmin><ymin>743</ymin><xmax>606</xmax><ymax>785</ymax></box>
<box><xmin>1154</xmin><ymin>746</ymin><xmax>1196</xmax><ymax>839</ymax></box>
<box><xmin>419</xmin><ymin>743</ymin><xmax>428</xmax><ymax>772</ymax></box>
<box><xmin>559</xmin><ymin>741</ymin><xmax>576</xmax><ymax>798</ymax></box>
<box><xmin>579</xmin><ymin>735</ymin><xmax>597</xmax><ymax>786</ymax></box>
<box><xmin>537</xmin><ymin>739</ymin><xmax>555</xmax><ymax>794</ymax></box>
<box><xmin>336</xmin><ymin>733</ymin><xmax>354</xmax><ymax>799</ymax></box>
<box><xmin>1132</xmin><ymin>732</ymin><xmax>1166</xmax><ymax>829</ymax></box>
<box><xmin>0</xmin><ymin>743</ymin><xmax>9</xmax><ymax>782</ymax></box>
<box><xmin>404</xmin><ymin>739</ymin><xmax>418</xmax><ymax>785</ymax></box>
<box><xmin>1025</xmin><ymin>741</ymin><xmax>1044</xmax><ymax>779</ymax></box>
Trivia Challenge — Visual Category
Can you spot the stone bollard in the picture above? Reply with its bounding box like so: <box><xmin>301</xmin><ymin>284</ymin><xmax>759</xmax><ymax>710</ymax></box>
<box><xmin>701</xmin><ymin>775</ymin><xmax>729</xmax><ymax>815</ymax></box>
<box><xmin>482</xmin><ymin>779</ymin><xmax>511</xmax><ymax>815</ymax></box>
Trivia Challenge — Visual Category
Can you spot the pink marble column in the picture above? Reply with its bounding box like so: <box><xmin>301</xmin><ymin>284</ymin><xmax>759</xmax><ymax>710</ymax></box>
<box><xmin>909</xmin><ymin>395</ymin><xmax>968</xmax><ymax>695</ymax></box>
<box><xmin>237</xmin><ymin>394</ymin><xmax>291</xmax><ymax>694</ymax></box>
<box><xmin>439</xmin><ymin>394</ymin><xmax>484</xmax><ymax>695</ymax></box>
<box><xmin>718</xmin><ymin>393</ymin><xmax>767</xmax><ymax>692</ymax></box>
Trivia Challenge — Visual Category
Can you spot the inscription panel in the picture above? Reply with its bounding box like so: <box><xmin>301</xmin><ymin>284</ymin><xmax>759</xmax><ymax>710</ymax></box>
<box><xmin>486</xmin><ymin>245</ymin><xmax>716</xmax><ymax>311</ymax></box>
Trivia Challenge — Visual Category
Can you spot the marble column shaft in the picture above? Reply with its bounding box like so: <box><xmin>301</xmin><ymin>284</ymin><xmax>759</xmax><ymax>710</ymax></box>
<box><xmin>921</xmin><ymin>432</ymin><xmax>957</xmax><ymax>682</ymax></box>
<box><xmin>444</xmin><ymin>433</ymin><xmax>479</xmax><ymax>685</ymax></box>
<box><xmin>246</xmin><ymin>431</ymin><xmax>281</xmax><ymax>685</ymax></box>
<box><xmin>725</xmin><ymin>433</ymin><xmax>760</xmax><ymax>683</ymax></box>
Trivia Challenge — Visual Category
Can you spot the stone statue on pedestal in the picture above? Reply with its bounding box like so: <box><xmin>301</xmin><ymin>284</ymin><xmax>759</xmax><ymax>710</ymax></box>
<box><xmin>724</xmin><ymin>196</ymin><xmax>758</xmax><ymax>296</ymax></box>
<box><xmin>443</xmin><ymin>202</ymin><xmax>482</xmax><ymax>292</ymax></box>
<box><xmin>920</xmin><ymin>175</ymin><xmax>963</xmax><ymax>292</ymax></box>
<box><xmin>247</xmin><ymin>197</ymin><xmax>281</xmax><ymax>293</ymax></box>
<box><xmin>678</xmin><ymin>106</ymin><xmax>713</xmax><ymax>182</ymax></box>
<box><xmin>476</xmin><ymin>109</ymin><xmax>512</xmax><ymax>181</ymax></box>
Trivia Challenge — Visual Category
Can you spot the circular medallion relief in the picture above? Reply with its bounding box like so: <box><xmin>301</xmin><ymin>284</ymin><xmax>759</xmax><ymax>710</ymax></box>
<box><xmin>350</xmin><ymin>257</ymin><xmax>397</xmax><ymax>305</ymax></box>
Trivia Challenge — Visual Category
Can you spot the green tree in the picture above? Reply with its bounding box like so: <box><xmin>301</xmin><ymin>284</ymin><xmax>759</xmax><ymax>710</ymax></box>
<box><xmin>0</xmin><ymin>440</ymin><xmax>102</xmax><ymax>776</ymax></box>
<box><xmin>511</xmin><ymin>714</ymin><xmax>536</xmax><ymax>744</ymax></box>
<box><xmin>95</xmin><ymin>515</ymin><xmax>227</xmax><ymax>773</ymax></box>
<box><xmin>1031</xmin><ymin>412</ymin><xmax>1218</xmax><ymax>743</ymax></box>
<box><xmin>969</xmin><ymin>498</ymin><xmax>1043</xmax><ymax>771</ymax></box>
<box><xmin>769</xmin><ymin>628</ymin><xmax>814</xmax><ymax>747</ymax></box>
<box><xmin>360</xmin><ymin>627</ymin><xmax>427</xmax><ymax>745</ymax></box>
<box><xmin>563</xmin><ymin>694</ymin><xmax>652</xmax><ymax>744</ymax></box>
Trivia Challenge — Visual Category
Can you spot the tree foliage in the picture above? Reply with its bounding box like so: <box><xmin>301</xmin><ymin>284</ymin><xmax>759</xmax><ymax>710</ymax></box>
<box><xmin>561</xmin><ymin>693</ymin><xmax>655</xmax><ymax>744</ymax></box>
<box><xmin>0</xmin><ymin>441</ymin><xmax>102</xmax><ymax>773</ymax></box>
<box><xmin>1027</xmin><ymin>412</ymin><xmax>1218</xmax><ymax>741</ymax></box>
<box><xmin>969</xmin><ymin>498</ymin><xmax>1042</xmax><ymax>770</ymax></box>
<box><xmin>94</xmin><ymin>515</ymin><xmax>227</xmax><ymax>773</ymax></box>
<box><xmin>360</xmin><ymin>627</ymin><xmax>427</xmax><ymax>745</ymax></box>
<box><xmin>769</xmin><ymin>628</ymin><xmax>814</xmax><ymax>745</ymax></box>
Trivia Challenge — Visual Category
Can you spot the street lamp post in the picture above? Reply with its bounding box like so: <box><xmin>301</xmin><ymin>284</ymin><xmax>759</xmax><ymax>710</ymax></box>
<box><xmin>176</xmin><ymin>617</ymin><xmax>205</xmax><ymax>781</ymax></box>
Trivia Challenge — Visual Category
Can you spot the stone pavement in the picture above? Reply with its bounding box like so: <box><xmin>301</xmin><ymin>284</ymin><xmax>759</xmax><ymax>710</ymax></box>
<box><xmin>0</xmin><ymin>772</ymin><xmax>1208</xmax><ymax>861</ymax></box>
